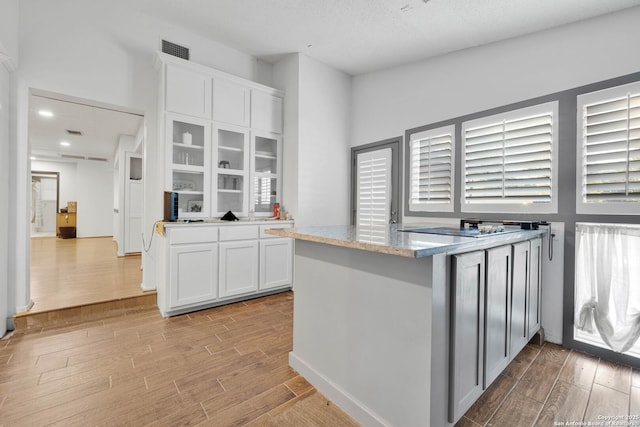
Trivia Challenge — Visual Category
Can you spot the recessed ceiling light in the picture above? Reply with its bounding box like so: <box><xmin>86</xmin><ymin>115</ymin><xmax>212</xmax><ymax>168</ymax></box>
<box><xmin>38</xmin><ymin>110</ymin><xmax>54</xmax><ymax>117</ymax></box>
<box><xmin>59</xmin><ymin>141</ymin><xmax>70</xmax><ymax>147</ymax></box>
<box><xmin>30</xmin><ymin>156</ymin><xmax>36</xmax><ymax>160</ymax></box>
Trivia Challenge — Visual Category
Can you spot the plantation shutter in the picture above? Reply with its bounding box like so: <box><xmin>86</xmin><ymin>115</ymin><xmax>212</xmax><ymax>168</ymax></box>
<box><xmin>409</xmin><ymin>126</ymin><xmax>454</xmax><ymax>212</ymax></box>
<box><xmin>463</xmin><ymin>105</ymin><xmax>555</xmax><ymax>208</ymax></box>
<box><xmin>581</xmin><ymin>92</ymin><xmax>640</xmax><ymax>203</ymax></box>
<box><xmin>356</xmin><ymin>148</ymin><xmax>391</xmax><ymax>237</ymax></box>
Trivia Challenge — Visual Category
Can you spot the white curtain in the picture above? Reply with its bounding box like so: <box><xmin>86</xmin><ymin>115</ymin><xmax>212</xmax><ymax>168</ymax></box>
<box><xmin>575</xmin><ymin>222</ymin><xmax>640</xmax><ymax>354</ymax></box>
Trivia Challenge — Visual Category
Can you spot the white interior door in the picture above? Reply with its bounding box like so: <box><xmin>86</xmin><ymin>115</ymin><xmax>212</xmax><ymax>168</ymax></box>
<box><xmin>125</xmin><ymin>152</ymin><xmax>143</xmax><ymax>253</ymax></box>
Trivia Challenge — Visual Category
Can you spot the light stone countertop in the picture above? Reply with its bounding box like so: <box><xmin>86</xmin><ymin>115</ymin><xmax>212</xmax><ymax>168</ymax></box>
<box><xmin>162</xmin><ymin>219</ymin><xmax>294</xmax><ymax>228</ymax></box>
<box><xmin>266</xmin><ymin>224</ymin><xmax>547</xmax><ymax>258</ymax></box>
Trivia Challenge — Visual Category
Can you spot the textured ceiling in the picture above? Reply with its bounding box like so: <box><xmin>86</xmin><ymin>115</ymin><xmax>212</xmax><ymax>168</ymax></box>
<box><xmin>128</xmin><ymin>0</ymin><xmax>640</xmax><ymax>75</ymax></box>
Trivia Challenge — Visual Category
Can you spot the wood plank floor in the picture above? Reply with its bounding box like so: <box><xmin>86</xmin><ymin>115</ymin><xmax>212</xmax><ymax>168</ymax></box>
<box><xmin>0</xmin><ymin>292</ymin><xmax>358</xmax><ymax>426</ymax></box>
<box><xmin>12</xmin><ymin>245</ymin><xmax>640</xmax><ymax>426</ymax></box>
<box><xmin>458</xmin><ymin>342</ymin><xmax>640</xmax><ymax>427</ymax></box>
<box><xmin>29</xmin><ymin>237</ymin><xmax>146</xmax><ymax>313</ymax></box>
<box><xmin>2</xmin><ymin>291</ymin><xmax>639</xmax><ymax>426</ymax></box>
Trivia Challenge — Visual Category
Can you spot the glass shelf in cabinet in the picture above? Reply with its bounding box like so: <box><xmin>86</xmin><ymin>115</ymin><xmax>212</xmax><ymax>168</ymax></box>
<box><xmin>254</xmin><ymin>151</ymin><xmax>277</xmax><ymax>159</ymax></box>
<box><xmin>217</xmin><ymin>169</ymin><xmax>244</xmax><ymax>175</ymax></box>
<box><xmin>172</xmin><ymin>164</ymin><xmax>205</xmax><ymax>172</ymax></box>
<box><xmin>172</xmin><ymin>190</ymin><xmax>204</xmax><ymax>195</ymax></box>
<box><xmin>218</xmin><ymin>145</ymin><xmax>243</xmax><ymax>152</ymax></box>
<box><xmin>173</xmin><ymin>142</ymin><xmax>204</xmax><ymax>149</ymax></box>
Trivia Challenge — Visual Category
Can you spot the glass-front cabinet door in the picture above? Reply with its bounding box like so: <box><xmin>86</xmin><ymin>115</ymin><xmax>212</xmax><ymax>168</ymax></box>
<box><xmin>251</xmin><ymin>131</ymin><xmax>282</xmax><ymax>216</ymax></box>
<box><xmin>213</xmin><ymin>124</ymin><xmax>250</xmax><ymax>215</ymax></box>
<box><xmin>166</xmin><ymin>114</ymin><xmax>210</xmax><ymax>218</ymax></box>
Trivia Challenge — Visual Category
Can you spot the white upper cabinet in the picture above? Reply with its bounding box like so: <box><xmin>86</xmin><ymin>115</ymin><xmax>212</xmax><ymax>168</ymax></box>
<box><xmin>251</xmin><ymin>90</ymin><xmax>283</xmax><ymax>134</ymax></box>
<box><xmin>165</xmin><ymin>113</ymin><xmax>211</xmax><ymax>218</ymax></box>
<box><xmin>157</xmin><ymin>53</ymin><xmax>284</xmax><ymax>219</ymax></box>
<box><xmin>251</xmin><ymin>131</ymin><xmax>282</xmax><ymax>216</ymax></box>
<box><xmin>213</xmin><ymin>78</ymin><xmax>250</xmax><ymax>127</ymax></box>
<box><xmin>165</xmin><ymin>63</ymin><xmax>212</xmax><ymax>119</ymax></box>
<box><xmin>213</xmin><ymin>123</ymin><xmax>250</xmax><ymax>216</ymax></box>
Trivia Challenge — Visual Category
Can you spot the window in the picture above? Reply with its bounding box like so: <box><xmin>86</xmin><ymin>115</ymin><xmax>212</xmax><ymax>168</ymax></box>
<box><xmin>408</xmin><ymin>126</ymin><xmax>455</xmax><ymax>212</ymax></box>
<box><xmin>576</xmin><ymin>81</ymin><xmax>640</xmax><ymax>215</ymax></box>
<box><xmin>462</xmin><ymin>102</ymin><xmax>558</xmax><ymax>214</ymax></box>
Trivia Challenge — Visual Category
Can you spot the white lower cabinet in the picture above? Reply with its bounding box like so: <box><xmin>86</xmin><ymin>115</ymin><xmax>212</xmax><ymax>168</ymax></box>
<box><xmin>260</xmin><ymin>239</ymin><xmax>292</xmax><ymax>290</ymax></box>
<box><xmin>219</xmin><ymin>240</ymin><xmax>259</xmax><ymax>297</ymax></box>
<box><xmin>160</xmin><ymin>221</ymin><xmax>293</xmax><ymax>316</ymax></box>
<box><xmin>449</xmin><ymin>237</ymin><xmax>543</xmax><ymax>423</ymax></box>
<box><xmin>170</xmin><ymin>243</ymin><xmax>218</xmax><ymax>308</ymax></box>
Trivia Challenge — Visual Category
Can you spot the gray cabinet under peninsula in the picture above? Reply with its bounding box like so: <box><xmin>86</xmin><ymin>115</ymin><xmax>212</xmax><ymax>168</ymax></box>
<box><xmin>266</xmin><ymin>224</ymin><xmax>546</xmax><ymax>427</ymax></box>
<box><xmin>450</xmin><ymin>237</ymin><xmax>542</xmax><ymax>423</ymax></box>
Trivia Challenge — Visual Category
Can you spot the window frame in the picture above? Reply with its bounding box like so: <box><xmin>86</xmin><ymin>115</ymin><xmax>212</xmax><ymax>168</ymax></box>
<box><xmin>461</xmin><ymin>101</ymin><xmax>559</xmax><ymax>214</ymax></box>
<box><xmin>407</xmin><ymin>125</ymin><xmax>455</xmax><ymax>213</ymax></box>
<box><xmin>576</xmin><ymin>81</ymin><xmax>640</xmax><ymax>215</ymax></box>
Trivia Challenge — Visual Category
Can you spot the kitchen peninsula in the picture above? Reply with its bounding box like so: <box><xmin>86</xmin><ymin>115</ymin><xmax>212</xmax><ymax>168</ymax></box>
<box><xmin>267</xmin><ymin>223</ymin><xmax>546</xmax><ymax>427</ymax></box>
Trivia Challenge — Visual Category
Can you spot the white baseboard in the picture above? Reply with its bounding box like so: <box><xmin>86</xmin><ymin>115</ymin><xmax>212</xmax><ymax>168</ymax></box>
<box><xmin>288</xmin><ymin>352</ymin><xmax>392</xmax><ymax>427</ymax></box>
<box><xmin>15</xmin><ymin>299</ymin><xmax>34</xmax><ymax>313</ymax></box>
<box><xmin>140</xmin><ymin>281</ymin><xmax>155</xmax><ymax>292</ymax></box>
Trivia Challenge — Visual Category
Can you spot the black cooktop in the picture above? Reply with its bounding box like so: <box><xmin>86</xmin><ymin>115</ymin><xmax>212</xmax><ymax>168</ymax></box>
<box><xmin>399</xmin><ymin>225</ymin><xmax>521</xmax><ymax>238</ymax></box>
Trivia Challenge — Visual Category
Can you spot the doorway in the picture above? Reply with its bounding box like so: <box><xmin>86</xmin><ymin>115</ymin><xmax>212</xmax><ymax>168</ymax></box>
<box><xmin>351</xmin><ymin>137</ymin><xmax>402</xmax><ymax>228</ymax></box>
<box><xmin>28</xmin><ymin>90</ymin><xmax>145</xmax><ymax>313</ymax></box>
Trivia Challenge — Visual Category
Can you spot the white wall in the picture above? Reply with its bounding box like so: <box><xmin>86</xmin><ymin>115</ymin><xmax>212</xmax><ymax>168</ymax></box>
<box><xmin>273</xmin><ymin>54</ymin><xmax>300</xmax><ymax>223</ymax></box>
<box><xmin>1</xmin><ymin>0</ymin><xmax>18</xmax><ymax>326</ymax></box>
<box><xmin>350</xmin><ymin>8</ymin><xmax>640</xmax><ymax>345</ymax></box>
<box><xmin>0</xmin><ymin>0</ymin><xmax>19</xmax><ymax>66</ymax></box>
<box><xmin>272</xmin><ymin>54</ymin><xmax>352</xmax><ymax>227</ymax></box>
<box><xmin>75</xmin><ymin>160</ymin><xmax>114</xmax><ymax>237</ymax></box>
<box><xmin>296</xmin><ymin>55</ymin><xmax>352</xmax><ymax>227</ymax></box>
<box><xmin>0</xmin><ymin>60</ymin><xmax>11</xmax><ymax>335</ymax></box>
<box><xmin>351</xmin><ymin>7</ymin><xmax>640</xmax><ymax>148</ymax></box>
<box><xmin>31</xmin><ymin>159</ymin><xmax>113</xmax><ymax>237</ymax></box>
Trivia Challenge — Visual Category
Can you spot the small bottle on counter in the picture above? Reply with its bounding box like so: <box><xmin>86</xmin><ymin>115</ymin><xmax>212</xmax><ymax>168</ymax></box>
<box><xmin>273</xmin><ymin>203</ymin><xmax>280</xmax><ymax>219</ymax></box>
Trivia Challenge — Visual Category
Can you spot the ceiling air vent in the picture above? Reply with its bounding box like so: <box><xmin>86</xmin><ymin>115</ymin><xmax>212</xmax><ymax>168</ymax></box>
<box><xmin>66</xmin><ymin>129</ymin><xmax>83</xmax><ymax>136</ymax></box>
<box><xmin>162</xmin><ymin>40</ymin><xmax>189</xmax><ymax>60</ymax></box>
<box><xmin>61</xmin><ymin>154</ymin><xmax>85</xmax><ymax>160</ymax></box>
<box><xmin>87</xmin><ymin>157</ymin><xmax>108</xmax><ymax>162</ymax></box>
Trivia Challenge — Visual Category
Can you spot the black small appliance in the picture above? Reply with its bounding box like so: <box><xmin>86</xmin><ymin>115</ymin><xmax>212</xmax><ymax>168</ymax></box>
<box><xmin>164</xmin><ymin>191</ymin><xmax>179</xmax><ymax>222</ymax></box>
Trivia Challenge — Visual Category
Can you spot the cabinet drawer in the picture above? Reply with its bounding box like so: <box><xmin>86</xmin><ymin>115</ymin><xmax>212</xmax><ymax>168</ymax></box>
<box><xmin>219</xmin><ymin>225</ymin><xmax>259</xmax><ymax>241</ymax></box>
<box><xmin>260</xmin><ymin>224</ymin><xmax>292</xmax><ymax>239</ymax></box>
<box><xmin>169</xmin><ymin>226</ymin><xmax>218</xmax><ymax>245</ymax></box>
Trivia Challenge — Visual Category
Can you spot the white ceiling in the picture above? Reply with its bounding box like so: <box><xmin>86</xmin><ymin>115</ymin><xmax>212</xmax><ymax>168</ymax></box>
<box><xmin>29</xmin><ymin>0</ymin><xmax>640</xmax><ymax>162</ymax></box>
<box><xmin>133</xmin><ymin>0</ymin><xmax>640</xmax><ymax>75</ymax></box>
<box><xmin>29</xmin><ymin>95</ymin><xmax>142</xmax><ymax>163</ymax></box>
